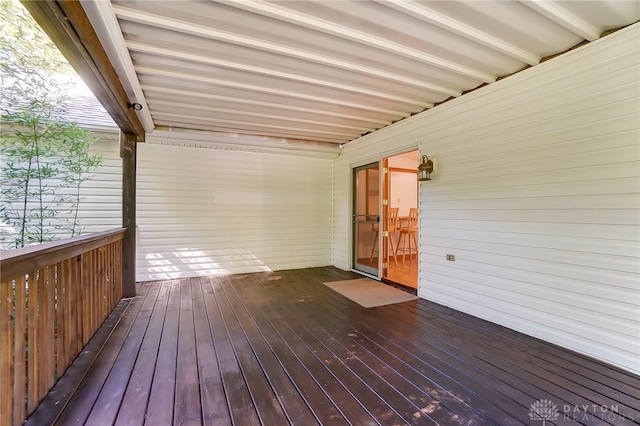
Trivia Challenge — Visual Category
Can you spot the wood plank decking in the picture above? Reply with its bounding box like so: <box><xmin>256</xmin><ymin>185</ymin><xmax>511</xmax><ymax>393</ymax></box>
<box><xmin>27</xmin><ymin>267</ymin><xmax>640</xmax><ymax>425</ymax></box>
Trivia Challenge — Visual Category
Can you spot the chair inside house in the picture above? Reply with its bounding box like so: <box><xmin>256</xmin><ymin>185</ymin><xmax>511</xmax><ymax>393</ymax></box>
<box><xmin>396</xmin><ymin>207</ymin><xmax>418</xmax><ymax>263</ymax></box>
<box><xmin>369</xmin><ymin>207</ymin><xmax>399</xmax><ymax>265</ymax></box>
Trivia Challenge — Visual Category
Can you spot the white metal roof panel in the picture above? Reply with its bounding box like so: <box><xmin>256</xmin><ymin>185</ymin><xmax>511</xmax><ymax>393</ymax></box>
<box><xmin>80</xmin><ymin>0</ymin><xmax>640</xmax><ymax>153</ymax></box>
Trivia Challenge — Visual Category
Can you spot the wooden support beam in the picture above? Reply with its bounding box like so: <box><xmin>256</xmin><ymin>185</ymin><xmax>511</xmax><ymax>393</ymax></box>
<box><xmin>21</xmin><ymin>0</ymin><xmax>146</xmax><ymax>140</ymax></box>
<box><xmin>121</xmin><ymin>131</ymin><xmax>137</xmax><ymax>297</ymax></box>
<box><xmin>22</xmin><ymin>0</ymin><xmax>144</xmax><ymax>297</ymax></box>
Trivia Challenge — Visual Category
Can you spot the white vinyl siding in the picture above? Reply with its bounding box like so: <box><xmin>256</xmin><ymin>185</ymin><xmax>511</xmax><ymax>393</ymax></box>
<box><xmin>73</xmin><ymin>133</ymin><xmax>123</xmax><ymax>234</ymax></box>
<box><xmin>136</xmin><ymin>143</ymin><xmax>332</xmax><ymax>281</ymax></box>
<box><xmin>332</xmin><ymin>24</ymin><xmax>640</xmax><ymax>374</ymax></box>
<box><xmin>0</xmin><ymin>131</ymin><xmax>122</xmax><ymax>246</ymax></box>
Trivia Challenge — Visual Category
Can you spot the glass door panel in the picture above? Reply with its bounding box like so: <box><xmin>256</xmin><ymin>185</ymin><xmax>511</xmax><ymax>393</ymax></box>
<box><xmin>353</xmin><ymin>163</ymin><xmax>380</xmax><ymax>276</ymax></box>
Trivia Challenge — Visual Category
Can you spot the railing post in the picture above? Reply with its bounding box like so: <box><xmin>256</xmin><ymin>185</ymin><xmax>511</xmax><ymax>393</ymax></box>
<box><xmin>121</xmin><ymin>131</ymin><xmax>137</xmax><ymax>297</ymax></box>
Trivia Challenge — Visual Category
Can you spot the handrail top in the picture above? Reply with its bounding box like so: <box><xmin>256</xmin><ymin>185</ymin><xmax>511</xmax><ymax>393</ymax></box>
<box><xmin>2</xmin><ymin>228</ymin><xmax>126</xmax><ymax>261</ymax></box>
<box><xmin>1</xmin><ymin>228</ymin><xmax>126</xmax><ymax>280</ymax></box>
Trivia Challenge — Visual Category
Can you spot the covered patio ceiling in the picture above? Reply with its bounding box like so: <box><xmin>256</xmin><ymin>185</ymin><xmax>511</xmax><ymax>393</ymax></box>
<box><xmin>28</xmin><ymin>1</ymin><xmax>640</xmax><ymax>155</ymax></box>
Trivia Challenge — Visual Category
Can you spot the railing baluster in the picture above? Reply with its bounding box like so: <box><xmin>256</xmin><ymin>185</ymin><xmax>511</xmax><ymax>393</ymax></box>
<box><xmin>117</xmin><ymin>243</ymin><xmax>123</xmax><ymax>298</ymax></box>
<box><xmin>13</xmin><ymin>276</ymin><xmax>26</xmax><ymax>426</ymax></box>
<box><xmin>95</xmin><ymin>249</ymin><xmax>99</xmax><ymax>332</ymax></box>
<box><xmin>63</xmin><ymin>258</ymin><xmax>73</xmax><ymax>368</ymax></box>
<box><xmin>27</xmin><ymin>271</ymin><xmax>39</xmax><ymax>414</ymax></box>
<box><xmin>110</xmin><ymin>242</ymin><xmax>115</xmax><ymax>303</ymax></box>
<box><xmin>46</xmin><ymin>266</ymin><xmax>55</xmax><ymax>394</ymax></box>
<box><xmin>1</xmin><ymin>277</ymin><xmax>14</xmax><ymax>426</ymax></box>
<box><xmin>72</xmin><ymin>255</ymin><xmax>80</xmax><ymax>356</ymax></box>
<box><xmin>37</xmin><ymin>268</ymin><xmax>47</xmax><ymax>400</ymax></box>
<box><xmin>99</xmin><ymin>250</ymin><xmax>104</xmax><ymax>318</ymax></box>
<box><xmin>55</xmin><ymin>261</ymin><xmax>65</xmax><ymax>379</ymax></box>
<box><xmin>90</xmin><ymin>249</ymin><xmax>97</xmax><ymax>339</ymax></box>
<box><xmin>81</xmin><ymin>251</ymin><xmax>89</xmax><ymax>346</ymax></box>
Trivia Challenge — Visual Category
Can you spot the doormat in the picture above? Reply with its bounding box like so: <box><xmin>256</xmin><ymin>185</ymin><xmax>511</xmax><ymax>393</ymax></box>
<box><xmin>323</xmin><ymin>278</ymin><xmax>418</xmax><ymax>308</ymax></box>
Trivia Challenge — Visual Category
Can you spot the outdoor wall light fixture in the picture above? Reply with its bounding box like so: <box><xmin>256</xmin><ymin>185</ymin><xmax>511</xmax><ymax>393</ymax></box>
<box><xmin>418</xmin><ymin>155</ymin><xmax>434</xmax><ymax>181</ymax></box>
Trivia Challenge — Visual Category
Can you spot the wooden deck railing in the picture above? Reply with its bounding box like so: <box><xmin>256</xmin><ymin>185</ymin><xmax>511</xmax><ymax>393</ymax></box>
<box><xmin>0</xmin><ymin>228</ymin><xmax>126</xmax><ymax>426</ymax></box>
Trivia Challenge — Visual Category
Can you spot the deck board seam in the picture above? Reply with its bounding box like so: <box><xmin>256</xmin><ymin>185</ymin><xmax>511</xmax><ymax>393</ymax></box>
<box><xmin>381</xmin><ymin>299</ymin><xmax>640</xmax><ymax>417</ymax></box>
<box><xmin>240</xmin><ymin>277</ymin><xmax>389</xmax><ymax>426</ymax></box>
<box><xmin>285</xmin><ymin>270</ymin><xmax>516</xmax><ymax>425</ymax></box>
<box><xmin>229</xmin><ymin>273</ymin><xmax>352</xmax><ymax>425</ymax></box>
<box><xmin>266</xmin><ymin>273</ymin><xmax>426</xmax><ymax>424</ymax></box>
<box><xmin>53</xmin><ymin>285</ymin><xmax>150</xmax><ymax>425</ymax></box>
<box><xmin>114</xmin><ymin>280</ymin><xmax>171</xmax><ymax>425</ymax></box>
<box><xmin>86</xmin><ymin>281</ymin><xmax>162</xmax><ymax>425</ymax></box>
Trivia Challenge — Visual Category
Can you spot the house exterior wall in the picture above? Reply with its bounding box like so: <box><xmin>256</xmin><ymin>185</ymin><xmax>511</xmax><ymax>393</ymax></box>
<box><xmin>0</xmin><ymin>130</ymin><xmax>122</xmax><ymax>247</ymax></box>
<box><xmin>74</xmin><ymin>132</ymin><xmax>123</xmax><ymax>234</ymax></box>
<box><xmin>135</xmin><ymin>143</ymin><xmax>333</xmax><ymax>281</ymax></box>
<box><xmin>332</xmin><ymin>24</ymin><xmax>640</xmax><ymax>374</ymax></box>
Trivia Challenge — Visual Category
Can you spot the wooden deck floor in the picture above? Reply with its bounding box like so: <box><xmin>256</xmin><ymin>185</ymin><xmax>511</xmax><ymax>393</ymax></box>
<box><xmin>27</xmin><ymin>267</ymin><xmax>640</xmax><ymax>425</ymax></box>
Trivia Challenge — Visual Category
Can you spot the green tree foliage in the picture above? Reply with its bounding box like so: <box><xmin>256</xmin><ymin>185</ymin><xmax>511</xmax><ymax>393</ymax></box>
<box><xmin>61</xmin><ymin>126</ymin><xmax>103</xmax><ymax>238</ymax></box>
<box><xmin>0</xmin><ymin>0</ymin><xmax>72</xmax><ymax>107</ymax></box>
<box><xmin>1</xmin><ymin>0</ymin><xmax>103</xmax><ymax>249</ymax></box>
